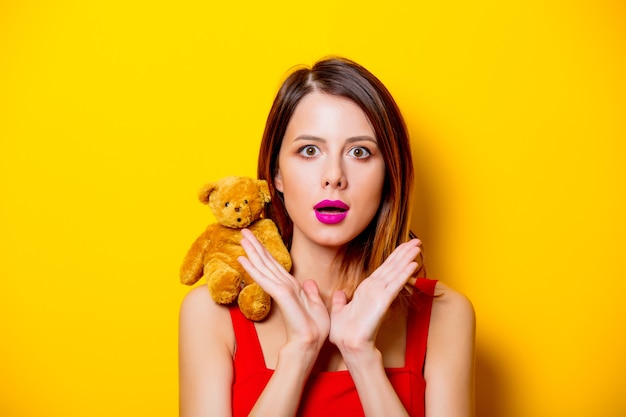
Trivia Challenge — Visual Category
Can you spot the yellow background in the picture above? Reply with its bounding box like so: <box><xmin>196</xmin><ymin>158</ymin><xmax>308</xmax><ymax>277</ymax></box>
<box><xmin>1</xmin><ymin>1</ymin><xmax>624</xmax><ymax>416</ymax></box>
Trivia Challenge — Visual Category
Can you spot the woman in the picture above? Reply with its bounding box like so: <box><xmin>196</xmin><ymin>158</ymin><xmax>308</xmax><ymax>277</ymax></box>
<box><xmin>179</xmin><ymin>57</ymin><xmax>475</xmax><ymax>417</ymax></box>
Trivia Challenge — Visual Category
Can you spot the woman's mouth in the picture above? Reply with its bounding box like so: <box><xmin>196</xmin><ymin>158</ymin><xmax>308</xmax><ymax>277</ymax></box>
<box><xmin>314</xmin><ymin>200</ymin><xmax>349</xmax><ymax>225</ymax></box>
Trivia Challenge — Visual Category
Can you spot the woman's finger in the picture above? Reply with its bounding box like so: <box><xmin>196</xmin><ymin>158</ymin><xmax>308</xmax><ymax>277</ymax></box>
<box><xmin>330</xmin><ymin>290</ymin><xmax>348</xmax><ymax>316</ymax></box>
<box><xmin>239</xmin><ymin>238</ymin><xmax>277</xmax><ymax>282</ymax></box>
<box><xmin>384</xmin><ymin>260</ymin><xmax>419</xmax><ymax>296</ymax></box>
<box><xmin>240</xmin><ymin>232</ymin><xmax>281</xmax><ymax>274</ymax></box>
<box><xmin>240</xmin><ymin>229</ymin><xmax>286</xmax><ymax>277</ymax></box>
<box><xmin>302</xmin><ymin>279</ymin><xmax>323</xmax><ymax>304</ymax></box>
<box><xmin>374</xmin><ymin>240</ymin><xmax>421</xmax><ymax>285</ymax></box>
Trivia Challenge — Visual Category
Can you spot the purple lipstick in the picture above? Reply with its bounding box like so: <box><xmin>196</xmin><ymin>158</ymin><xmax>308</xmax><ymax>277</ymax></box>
<box><xmin>314</xmin><ymin>200</ymin><xmax>350</xmax><ymax>225</ymax></box>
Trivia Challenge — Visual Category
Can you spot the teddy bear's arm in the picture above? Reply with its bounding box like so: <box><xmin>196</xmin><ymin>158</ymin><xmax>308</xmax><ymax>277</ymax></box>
<box><xmin>180</xmin><ymin>229</ymin><xmax>212</xmax><ymax>285</ymax></box>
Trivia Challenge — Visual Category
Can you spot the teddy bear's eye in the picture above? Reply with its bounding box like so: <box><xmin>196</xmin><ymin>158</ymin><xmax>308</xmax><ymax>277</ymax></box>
<box><xmin>225</xmin><ymin>202</ymin><xmax>230</xmax><ymax>207</ymax></box>
<box><xmin>244</xmin><ymin>200</ymin><xmax>248</xmax><ymax>204</ymax></box>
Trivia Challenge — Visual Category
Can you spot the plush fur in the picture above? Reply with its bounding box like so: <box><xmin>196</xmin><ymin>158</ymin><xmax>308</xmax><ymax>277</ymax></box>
<box><xmin>180</xmin><ymin>176</ymin><xmax>291</xmax><ymax>321</ymax></box>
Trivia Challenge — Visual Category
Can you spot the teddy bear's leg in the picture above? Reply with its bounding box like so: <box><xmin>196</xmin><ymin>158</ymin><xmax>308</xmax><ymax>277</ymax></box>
<box><xmin>238</xmin><ymin>283</ymin><xmax>272</xmax><ymax>321</ymax></box>
<box><xmin>204</xmin><ymin>258</ymin><xmax>243</xmax><ymax>305</ymax></box>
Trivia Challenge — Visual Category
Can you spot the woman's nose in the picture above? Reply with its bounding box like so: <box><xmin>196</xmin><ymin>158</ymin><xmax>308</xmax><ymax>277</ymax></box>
<box><xmin>322</xmin><ymin>159</ymin><xmax>347</xmax><ymax>189</ymax></box>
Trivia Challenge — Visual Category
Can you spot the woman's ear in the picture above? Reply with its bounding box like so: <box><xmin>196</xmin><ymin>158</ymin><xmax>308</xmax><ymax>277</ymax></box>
<box><xmin>274</xmin><ymin>169</ymin><xmax>284</xmax><ymax>193</ymax></box>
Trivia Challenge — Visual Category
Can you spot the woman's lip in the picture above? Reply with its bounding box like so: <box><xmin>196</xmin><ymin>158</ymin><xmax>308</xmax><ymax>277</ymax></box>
<box><xmin>314</xmin><ymin>200</ymin><xmax>349</xmax><ymax>224</ymax></box>
<box><xmin>315</xmin><ymin>210</ymin><xmax>348</xmax><ymax>224</ymax></box>
<box><xmin>314</xmin><ymin>200</ymin><xmax>349</xmax><ymax>210</ymax></box>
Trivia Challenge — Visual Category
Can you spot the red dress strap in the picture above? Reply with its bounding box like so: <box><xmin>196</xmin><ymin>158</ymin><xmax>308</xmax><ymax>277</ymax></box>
<box><xmin>229</xmin><ymin>306</ymin><xmax>267</xmax><ymax>372</ymax></box>
<box><xmin>405</xmin><ymin>278</ymin><xmax>437</xmax><ymax>372</ymax></box>
<box><xmin>229</xmin><ymin>306</ymin><xmax>273</xmax><ymax>417</ymax></box>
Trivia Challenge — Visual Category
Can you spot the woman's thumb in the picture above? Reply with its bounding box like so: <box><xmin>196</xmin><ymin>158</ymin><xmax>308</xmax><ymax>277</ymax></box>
<box><xmin>330</xmin><ymin>290</ymin><xmax>348</xmax><ymax>315</ymax></box>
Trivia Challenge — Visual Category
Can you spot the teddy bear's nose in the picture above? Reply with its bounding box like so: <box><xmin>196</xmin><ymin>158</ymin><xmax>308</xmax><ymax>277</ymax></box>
<box><xmin>235</xmin><ymin>207</ymin><xmax>241</xmax><ymax>213</ymax></box>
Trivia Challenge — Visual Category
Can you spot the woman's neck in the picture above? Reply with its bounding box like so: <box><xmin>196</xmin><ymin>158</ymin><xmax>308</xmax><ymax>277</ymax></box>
<box><xmin>288</xmin><ymin>238</ymin><xmax>343</xmax><ymax>304</ymax></box>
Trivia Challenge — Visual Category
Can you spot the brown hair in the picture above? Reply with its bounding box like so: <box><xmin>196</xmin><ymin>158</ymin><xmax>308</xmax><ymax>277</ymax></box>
<box><xmin>257</xmin><ymin>56</ymin><xmax>424</xmax><ymax>302</ymax></box>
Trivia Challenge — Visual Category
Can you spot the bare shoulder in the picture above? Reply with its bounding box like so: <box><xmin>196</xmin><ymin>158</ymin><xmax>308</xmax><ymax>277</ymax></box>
<box><xmin>179</xmin><ymin>285</ymin><xmax>235</xmax><ymax>356</ymax></box>
<box><xmin>431</xmin><ymin>281</ymin><xmax>475</xmax><ymax>328</ymax></box>
<box><xmin>427</xmin><ymin>281</ymin><xmax>476</xmax><ymax>359</ymax></box>
<box><xmin>180</xmin><ymin>284</ymin><xmax>224</xmax><ymax>317</ymax></box>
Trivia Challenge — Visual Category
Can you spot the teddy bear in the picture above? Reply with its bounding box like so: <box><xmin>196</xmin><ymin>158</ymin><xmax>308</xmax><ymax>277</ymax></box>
<box><xmin>180</xmin><ymin>176</ymin><xmax>292</xmax><ymax>321</ymax></box>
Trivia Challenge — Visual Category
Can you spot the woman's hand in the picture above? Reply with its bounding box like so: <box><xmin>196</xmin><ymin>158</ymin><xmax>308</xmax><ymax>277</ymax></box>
<box><xmin>238</xmin><ymin>229</ymin><xmax>330</xmax><ymax>357</ymax></box>
<box><xmin>329</xmin><ymin>239</ymin><xmax>421</xmax><ymax>358</ymax></box>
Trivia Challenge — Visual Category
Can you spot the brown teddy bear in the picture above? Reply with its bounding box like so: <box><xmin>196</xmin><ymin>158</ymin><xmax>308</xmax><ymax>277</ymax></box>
<box><xmin>180</xmin><ymin>176</ymin><xmax>291</xmax><ymax>321</ymax></box>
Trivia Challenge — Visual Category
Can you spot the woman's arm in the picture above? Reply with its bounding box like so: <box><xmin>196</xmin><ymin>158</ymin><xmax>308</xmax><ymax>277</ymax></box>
<box><xmin>330</xmin><ymin>239</ymin><xmax>422</xmax><ymax>417</ymax></box>
<box><xmin>337</xmin><ymin>344</ymin><xmax>410</xmax><ymax>416</ymax></box>
<box><xmin>245</xmin><ymin>311</ymin><xmax>322</xmax><ymax>416</ymax></box>
<box><xmin>425</xmin><ymin>283</ymin><xmax>476</xmax><ymax>417</ymax></box>
<box><xmin>179</xmin><ymin>285</ymin><xmax>234</xmax><ymax>417</ymax></box>
<box><xmin>238</xmin><ymin>229</ymin><xmax>331</xmax><ymax>416</ymax></box>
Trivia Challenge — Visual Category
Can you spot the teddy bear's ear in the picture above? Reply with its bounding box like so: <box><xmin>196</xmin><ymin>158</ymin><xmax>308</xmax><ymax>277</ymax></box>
<box><xmin>198</xmin><ymin>182</ymin><xmax>218</xmax><ymax>204</ymax></box>
<box><xmin>257</xmin><ymin>179</ymin><xmax>271</xmax><ymax>203</ymax></box>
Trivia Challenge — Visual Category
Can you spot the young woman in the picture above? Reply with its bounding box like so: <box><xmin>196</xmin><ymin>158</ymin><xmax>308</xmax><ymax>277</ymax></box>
<box><xmin>179</xmin><ymin>57</ymin><xmax>475</xmax><ymax>417</ymax></box>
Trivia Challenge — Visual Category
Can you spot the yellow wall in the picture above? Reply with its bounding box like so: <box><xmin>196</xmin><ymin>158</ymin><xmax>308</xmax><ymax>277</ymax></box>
<box><xmin>1</xmin><ymin>1</ymin><xmax>624</xmax><ymax>416</ymax></box>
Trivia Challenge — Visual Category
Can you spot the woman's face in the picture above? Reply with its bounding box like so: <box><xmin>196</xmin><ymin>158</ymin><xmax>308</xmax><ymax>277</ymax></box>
<box><xmin>275</xmin><ymin>92</ymin><xmax>386</xmax><ymax>250</ymax></box>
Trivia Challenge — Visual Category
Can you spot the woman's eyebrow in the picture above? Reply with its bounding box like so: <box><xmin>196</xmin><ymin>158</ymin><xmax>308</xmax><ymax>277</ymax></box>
<box><xmin>345</xmin><ymin>135</ymin><xmax>378</xmax><ymax>144</ymax></box>
<box><xmin>293</xmin><ymin>134</ymin><xmax>325</xmax><ymax>143</ymax></box>
<box><xmin>293</xmin><ymin>135</ymin><xmax>378</xmax><ymax>144</ymax></box>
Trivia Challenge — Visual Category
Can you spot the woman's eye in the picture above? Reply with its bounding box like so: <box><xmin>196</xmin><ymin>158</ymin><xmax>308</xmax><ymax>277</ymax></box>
<box><xmin>298</xmin><ymin>145</ymin><xmax>320</xmax><ymax>157</ymax></box>
<box><xmin>348</xmin><ymin>146</ymin><xmax>371</xmax><ymax>159</ymax></box>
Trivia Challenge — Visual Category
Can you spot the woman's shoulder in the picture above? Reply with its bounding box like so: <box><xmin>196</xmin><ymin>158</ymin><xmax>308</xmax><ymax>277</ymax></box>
<box><xmin>432</xmin><ymin>281</ymin><xmax>475</xmax><ymax>319</ymax></box>
<box><xmin>427</xmin><ymin>280</ymin><xmax>476</xmax><ymax>354</ymax></box>
<box><xmin>180</xmin><ymin>283</ymin><xmax>226</xmax><ymax>314</ymax></box>
<box><xmin>179</xmin><ymin>285</ymin><xmax>235</xmax><ymax>355</ymax></box>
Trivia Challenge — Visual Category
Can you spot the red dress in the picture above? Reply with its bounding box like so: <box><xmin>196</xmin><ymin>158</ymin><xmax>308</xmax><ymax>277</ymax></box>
<box><xmin>230</xmin><ymin>278</ymin><xmax>437</xmax><ymax>417</ymax></box>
